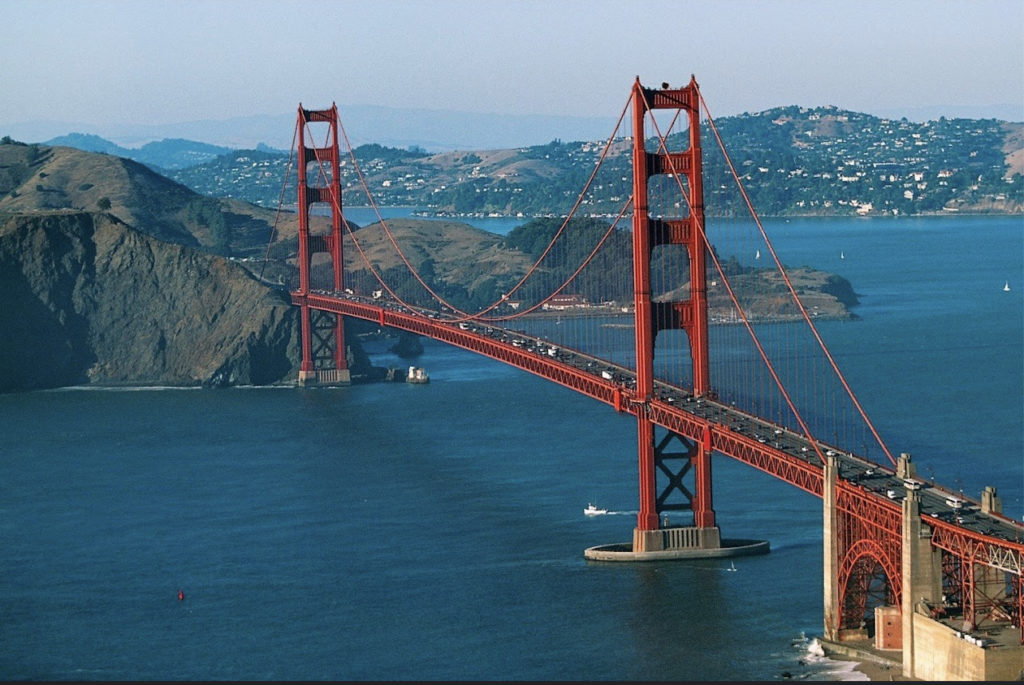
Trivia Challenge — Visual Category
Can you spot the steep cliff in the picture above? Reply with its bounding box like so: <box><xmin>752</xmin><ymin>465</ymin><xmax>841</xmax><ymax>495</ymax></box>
<box><xmin>0</xmin><ymin>211</ymin><xmax>300</xmax><ymax>391</ymax></box>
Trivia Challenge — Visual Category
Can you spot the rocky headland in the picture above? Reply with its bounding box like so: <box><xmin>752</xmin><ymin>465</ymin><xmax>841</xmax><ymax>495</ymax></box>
<box><xmin>0</xmin><ymin>211</ymin><xmax>300</xmax><ymax>391</ymax></box>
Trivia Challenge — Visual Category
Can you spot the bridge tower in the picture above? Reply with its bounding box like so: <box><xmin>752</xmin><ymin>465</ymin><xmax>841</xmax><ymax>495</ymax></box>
<box><xmin>629</xmin><ymin>77</ymin><xmax>719</xmax><ymax>553</ymax></box>
<box><xmin>295</xmin><ymin>105</ymin><xmax>350</xmax><ymax>385</ymax></box>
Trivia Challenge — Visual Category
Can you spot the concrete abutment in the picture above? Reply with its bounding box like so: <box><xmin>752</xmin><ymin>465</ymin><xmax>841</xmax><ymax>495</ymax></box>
<box><xmin>825</xmin><ymin>452</ymin><xmax>1024</xmax><ymax>681</ymax></box>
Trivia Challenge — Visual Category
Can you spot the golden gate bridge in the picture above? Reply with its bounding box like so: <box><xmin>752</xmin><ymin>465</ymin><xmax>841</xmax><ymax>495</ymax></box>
<box><xmin>282</xmin><ymin>77</ymin><xmax>1023</xmax><ymax>680</ymax></box>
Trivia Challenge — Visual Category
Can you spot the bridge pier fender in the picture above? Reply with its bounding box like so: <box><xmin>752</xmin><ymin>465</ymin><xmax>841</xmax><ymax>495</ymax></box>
<box><xmin>585</xmin><ymin>525</ymin><xmax>768</xmax><ymax>561</ymax></box>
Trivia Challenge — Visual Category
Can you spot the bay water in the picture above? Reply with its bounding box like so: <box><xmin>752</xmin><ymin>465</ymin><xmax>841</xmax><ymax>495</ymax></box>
<box><xmin>0</xmin><ymin>215</ymin><xmax>1020</xmax><ymax>680</ymax></box>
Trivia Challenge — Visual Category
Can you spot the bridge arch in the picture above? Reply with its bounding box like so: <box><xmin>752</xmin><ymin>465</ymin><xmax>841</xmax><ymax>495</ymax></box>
<box><xmin>838</xmin><ymin>538</ymin><xmax>901</xmax><ymax>634</ymax></box>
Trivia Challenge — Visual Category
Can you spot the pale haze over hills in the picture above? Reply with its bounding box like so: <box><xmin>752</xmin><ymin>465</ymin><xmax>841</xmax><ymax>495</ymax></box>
<box><xmin>2</xmin><ymin>106</ymin><xmax>622</xmax><ymax>153</ymax></box>
<box><xmin>1</xmin><ymin>1</ymin><xmax>1021</xmax><ymax>151</ymax></box>
<box><xmin>7</xmin><ymin>102</ymin><xmax>1023</xmax><ymax>155</ymax></box>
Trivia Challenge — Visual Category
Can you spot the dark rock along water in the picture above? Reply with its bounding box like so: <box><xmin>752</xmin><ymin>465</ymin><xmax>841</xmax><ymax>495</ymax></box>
<box><xmin>0</xmin><ymin>216</ymin><xmax>1020</xmax><ymax>680</ymax></box>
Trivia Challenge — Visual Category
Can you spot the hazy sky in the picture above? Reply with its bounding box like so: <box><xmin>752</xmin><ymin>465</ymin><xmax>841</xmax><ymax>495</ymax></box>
<box><xmin>3</xmin><ymin>0</ymin><xmax>1022</xmax><ymax>129</ymax></box>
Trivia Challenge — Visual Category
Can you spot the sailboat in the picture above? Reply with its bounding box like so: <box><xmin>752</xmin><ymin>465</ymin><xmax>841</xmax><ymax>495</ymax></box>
<box><xmin>1004</xmin><ymin>281</ymin><xmax>1011</xmax><ymax>292</ymax></box>
<box><xmin>840</xmin><ymin>251</ymin><xmax>845</xmax><ymax>260</ymax></box>
<box><xmin>755</xmin><ymin>249</ymin><xmax>761</xmax><ymax>260</ymax></box>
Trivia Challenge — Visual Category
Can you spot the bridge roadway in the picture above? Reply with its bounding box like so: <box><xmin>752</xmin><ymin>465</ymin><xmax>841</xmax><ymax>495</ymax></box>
<box><xmin>294</xmin><ymin>290</ymin><xmax>1024</xmax><ymax>570</ymax></box>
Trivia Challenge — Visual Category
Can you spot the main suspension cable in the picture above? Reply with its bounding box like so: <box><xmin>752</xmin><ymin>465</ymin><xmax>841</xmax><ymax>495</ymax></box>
<box><xmin>638</xmin><ymin>86</ymin><xmax>828</xmax><ymax>466</ymax></box>
<box><xmin>698</xmin><ymin>90</ymin><xmax>895</xmax><ymax>466</ymax></box>
<box><xmin>260</xmin><ymin>120</ymin><xmax>299</xmax><ymax>282</ymax></box>
<box><xmin>330</xmin><ymin>95</ymin><xmax>633</xmax><ymax>321</ymax></box>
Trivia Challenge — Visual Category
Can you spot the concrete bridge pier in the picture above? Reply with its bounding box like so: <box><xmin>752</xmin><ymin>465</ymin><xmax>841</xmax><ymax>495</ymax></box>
<box><xmin>632</xmin><ymin>524</ymin><xmax>721</xmax><ymax>553</ymax></box>
<box><xmin>298</xmin><ymin>367</ymin><xmax>351</xmax><ymax>386</ymax></box>
<box><xmin>585</xmin><ymin>428</ymin><xmax>769</xmax><ymax>561</ymax></box>
<box><xmin>901</xmin><ymin>481</ymin><xmax>943</xmax><ymax>678</ymax></box>
<box><xmin>823</xmin><ymin>453</ymin><xmax>841</xmax><ymax>641</ymax></box>
<box><xmin>896</xmin><ymin>456</ymin><xmax>1024</xmax><ymax>681</ymax></box>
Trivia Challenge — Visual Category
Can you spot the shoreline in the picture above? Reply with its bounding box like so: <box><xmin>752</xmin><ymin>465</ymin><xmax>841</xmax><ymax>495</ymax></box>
<box><xmin>817</xmin><ymin>639</ymin><xmax>916</xmax><ymax>681</ymax></box>
<box><xmin>846</xmin><ymin>657</ymin><xmax>914</xmax><ymax>682</ymax></box>
<box><xmin>391</xmin><ymin>207</ymin><xmax>1024</xmax><ymax>219</ymax></box>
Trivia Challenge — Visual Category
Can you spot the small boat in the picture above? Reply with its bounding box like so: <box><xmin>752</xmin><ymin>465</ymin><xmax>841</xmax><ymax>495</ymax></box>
<box><xmin>1004</xmin><ymin>281</ymin><xmax>1011</xmax><ymax>292</ymax></box>
<box><xmin>755</xmin><ymin>249</ymin><xmax>761</xmax><ymax>260</ymax></box>
<box><xmin>584</xmin><ymin>503</ymin><xmax>607</xmax><ymax>516</ymax></box>
<box><xmin>840</xmin><ymin>251</ymin><xmax>845</xmax><ymax>259</ymax></box>
<box><xmin>406</xmin><ymin>366</ymin><xmax>429</xmax><ymax>384</ymax></box>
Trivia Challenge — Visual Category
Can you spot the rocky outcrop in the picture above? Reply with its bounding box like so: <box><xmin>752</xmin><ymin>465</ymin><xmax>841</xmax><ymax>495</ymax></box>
<box><xmin>389</xmin><ymin>331</ymin><xmax>424</xmax><ymax>359</ymax></box>
<box><xmin>0</xmin><ymin>211</ymin><xmax>301</xmax><ymax>392</ymax></box>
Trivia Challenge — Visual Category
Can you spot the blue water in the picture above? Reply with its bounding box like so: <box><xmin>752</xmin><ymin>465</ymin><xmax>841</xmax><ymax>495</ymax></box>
<box><xmin>1</xmin><ymin>216</ymin><xmax>1021</xmax><ymax>680</ymax></box>
<box><xmin>343</xmin><ymin>206</ymin><xmax>528</xmax><ymax>236</ymax></box>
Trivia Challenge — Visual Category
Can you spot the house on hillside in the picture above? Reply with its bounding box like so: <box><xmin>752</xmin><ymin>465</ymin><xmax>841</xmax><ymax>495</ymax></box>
<box><xmin>543</xmin><ymin>294</ymin><xmax>588</xmax><ymax>311</ymax></box>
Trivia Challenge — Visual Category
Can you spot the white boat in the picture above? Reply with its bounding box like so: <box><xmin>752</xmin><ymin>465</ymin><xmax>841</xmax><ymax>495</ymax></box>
<box><xmin>755</xmin><ymin>249</ymin><xmax>761</xmax><ymax>260</ymax></box>
<box><xmin>840</xmin><ymin>251</ymin><xmax>845</xmax><ymax>259</ymax></box>
<box><xmin>584</xmin><ymin>503</ymin><xmax>607</xmax><ymax>516</ymax></box>
<box><xmin>1004</xmin><ymin>281</ymin><xmax>1011</xmax><ymax>292</ymax></box>
<box><xmin>406</xmin><ymin>366</ymin><xmax>429</xmax><ymax>384</ymax></box>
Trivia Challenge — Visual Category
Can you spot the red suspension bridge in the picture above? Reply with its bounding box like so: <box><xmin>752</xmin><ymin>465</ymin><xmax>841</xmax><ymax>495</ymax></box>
<box><xmin>284</xmin><ymin>78</ymin><xmax>1024</xmax><ymax>680</ymax></box>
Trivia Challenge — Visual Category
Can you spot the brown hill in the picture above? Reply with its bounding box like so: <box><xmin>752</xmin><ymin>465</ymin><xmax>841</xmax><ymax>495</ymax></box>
<box><xmin>0</xmin><ymin>142</ymin><xmax>548</xmax><ymax>391</ymax></box>
<box><xmin>339</xmin><ymin>218</ymin><xmax>535</xmax><ymax>295</ymax></box>
<box><xmin>0</xmin><ymin>142</ymin><xmax>543</xmax><ymax>391</ymax></box>
<box><xmin>1003</xmin><ymin>123</ymin><xmax>1024</xmax><ymax>179</ymax></box>
<box><xmin>0</xmin><ymin>142</ymin><xmax>306</xmax><ymax>259</ymax></box>
<box><xmin>0</xmin><ymin>211</ymin><xmax>301</xmax><ymax>392</ymax></box>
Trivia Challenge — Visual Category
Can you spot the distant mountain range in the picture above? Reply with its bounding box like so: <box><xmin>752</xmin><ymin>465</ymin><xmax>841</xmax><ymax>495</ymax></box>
<box><xmin>6</xmin><ymin>101</ymin><xmax>1020</xmax><ymax>156</ymax></box>
<box><xmin>3</xmin><ymin>106</ymin><xmax>622</xmax><ymax>154</ymax></box>
<box><xmin>42</xmin><ymin>133</ymin><xmax>278</xmax><ymax>170</ymax></box>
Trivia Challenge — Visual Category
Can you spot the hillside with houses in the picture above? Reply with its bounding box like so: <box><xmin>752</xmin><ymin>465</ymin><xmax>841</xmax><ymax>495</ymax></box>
<box><xmin>144</xmin><ymin>106</ymin><xmax>1024</xmax><ymax>218</ymax></box>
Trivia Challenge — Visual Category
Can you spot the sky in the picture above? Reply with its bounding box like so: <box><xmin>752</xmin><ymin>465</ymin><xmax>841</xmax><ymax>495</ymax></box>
<box><xmin>2</xmin><ymin>0</ymin><xmax>1022</xmax><ymax>145</ymax></box>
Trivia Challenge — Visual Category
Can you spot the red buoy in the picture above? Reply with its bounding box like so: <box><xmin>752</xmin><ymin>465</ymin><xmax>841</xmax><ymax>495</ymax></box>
<box><xmin>178</xmin><ymin>589</ymin><xmax>185</xmax><ymax>601</ymax></box>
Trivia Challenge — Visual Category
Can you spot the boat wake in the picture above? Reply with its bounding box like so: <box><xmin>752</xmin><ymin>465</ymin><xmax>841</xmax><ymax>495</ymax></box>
<box><xmin>583</xmin><ymin>506</ymin><xmax>638</xmax><ymax>517</ymax></box>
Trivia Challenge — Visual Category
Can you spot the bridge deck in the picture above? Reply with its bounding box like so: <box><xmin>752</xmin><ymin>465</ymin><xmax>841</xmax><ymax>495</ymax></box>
<box><xmin>293</xmin><ymin>290</ymin><xmax>1024</xmax><ymax>566</ymax></box>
